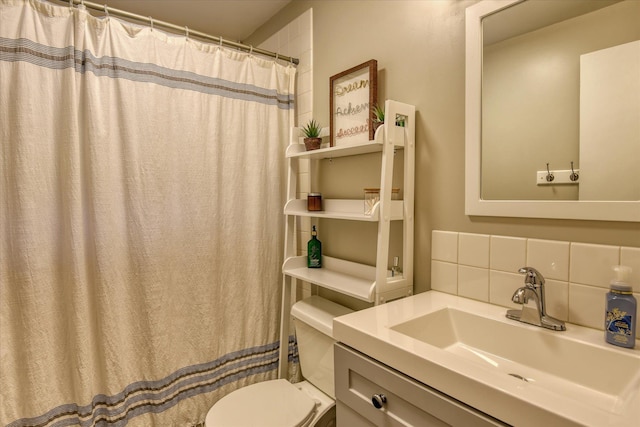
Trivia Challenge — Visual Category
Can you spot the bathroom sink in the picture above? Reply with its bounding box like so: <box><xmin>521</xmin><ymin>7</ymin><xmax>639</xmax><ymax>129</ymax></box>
<box><xmin>390</xmin><ymin>307</ymin><xmax>640</xmax><ymax>413</ymax></box>
<box><xmin>333</xmin><ymin>291</ymin><xmax>640</xmax><ymax>427</ymax></box>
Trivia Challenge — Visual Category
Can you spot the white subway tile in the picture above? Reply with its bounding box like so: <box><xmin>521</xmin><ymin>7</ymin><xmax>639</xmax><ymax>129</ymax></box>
<box><xmin>459</xmin><ymin>232</ymin><xmax>490</xmax><ymax>268</ymax></box>
<box><xmin>297</xmin><ymin>111</ymin><xmax>312</xmax><ymax>128</ymax></box>
<box><xmin>568</xmin><ymin>283</ymin><xmax>606</xmax><ymax>330</ymax></box>
<box><xmin>289</xmin><ymin>13</ymin><xmax>302</xmax><ymax>39</ymax></box>
<box><xmin>489</xmin><ymin>270</ymin><xmax>521</xmax><ymax>309</ymax></box>
<box><xmin>527</xmin><ymin>239</ymin><xmax>570</xmax><ymax>281</ymax></box>
<box><xmin>544</xmin><ymin>279</ymin><xmax>569</xmax><ymax>321</ymax></box>
<box><xmin>297</xmin><ymin>91</ymin><xmax>312</xmax><ymax>116</ymax></box>
<box><xmin>620</xmin><ymin>246</ymin><xmax>640</xmax><ymax>293</ymax></box>
<box><xmin>299</xmin><ymin>24</ymin><xmax>312</xmax><ymax>54</ymax></box>
<box><xmin>431</xmin><ymin>260</ymin><xmax>457</xmax><ymax>295</ymax></box>
<box><xmin>432</xmin><ymin>231</ymin><xmax>458</xmax><ymax>263</ymax></box>
<box><xmin>299</xmin><ymin>216</ymin><xmax>311</xmax><ymax>234</ymax></box>
<box><xmin>298</xmin><ymin>158</ymin><xmax>309</xmax><ymax>174</ymax></box>
<box><xmin>297</xmin><ymin>69</ymin><xmax>312</xmax><ymax>95</ymax></box>
<box><xmin>277</xmin><ymin>26</ymin><xmax>290</xmax><ymax>51</ymax></box>
<box><xmin>430</xmin><ymin>231</ymin><xmax>634</xmax><ymax>334</ymax></box>
<box><xmin>298</xmin><ymin>171</ymin><xmax>310</xmax><ymax>194</ymax></box>
<box><xmin>490</xmin><ymin>235</ymin><xmax>526</xmax><ymax>273</ymax></box>
<box><xmin>297</xmin><ymin>49</ymin><xmax>312</xmax><ymax>74</ymax></box>
<box><xmin>458</xmin><ymin>265</ymin><xmax>489</xmax><ymax>302</ymax></box>
<box><xmin>288</xmin><ymin>36</ymin><xmax>304</xmax><ymax>59</ymax></box>
<box><xmin>299</xmin><ymin>281</ymin><xmax>312</xmax><ymax>299</ymax></box>
<box><xmin>570</xmin><ymin>243</ymin><xmax>620</xmax><ymax>288</ymax></box>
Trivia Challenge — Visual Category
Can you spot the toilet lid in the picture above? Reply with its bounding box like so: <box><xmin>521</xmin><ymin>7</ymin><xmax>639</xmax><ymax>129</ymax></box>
<box><xmin>206</xmin><ymin>379</ymin><xmax>316</xmax><ymax>427</ymax></box>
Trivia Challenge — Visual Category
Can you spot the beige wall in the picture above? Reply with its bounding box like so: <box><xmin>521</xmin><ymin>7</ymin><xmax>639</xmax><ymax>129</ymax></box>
<box><xmin>248</xmin><ymin>0</ymin><xmax>640</xmax><ymax>296</ymax></box>
<box><xmin>580</xmin><ymin>40</ymin><xmax>640</xmax><ymax>201</ymax></box>
<box><xmin>482</xmin><ymin>1</ymin><xmax>639</xmax><ymax>200</ymax></box>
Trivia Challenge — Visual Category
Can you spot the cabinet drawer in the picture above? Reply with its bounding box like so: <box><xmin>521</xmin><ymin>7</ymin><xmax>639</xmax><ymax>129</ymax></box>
<box><xmin>334</xmin><ymin>343</ymin><xmax>508</xmax><ymax>427</ymax></box>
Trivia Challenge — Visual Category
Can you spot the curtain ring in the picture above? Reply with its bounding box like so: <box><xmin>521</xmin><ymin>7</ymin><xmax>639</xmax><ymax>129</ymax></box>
<box><xmin>249</xmin><ymin>45</ymin><xmax>253</xmax><ymax>55</ymax></box>
<box><xmin>185</xmin><ymin>26</ymin><xmax>189</xmax><ymax>39</ymax></box>
<box><xmin>103</xmin><ymin>4</ymin><xmax>109</xmax><ymax>19</ymax></box>
<box><xmin>219</xmin><ymin>36</ymin><xmax>223</xmax><ymax>47</ymax></box>
<box><xmin>69</xmin><ymin>0</ymin><xmax>73</xmax><ymax>8</ymax></box>
<box><xmin>149</xmin><ymin>16</ymin><xmax>153</xmax><ymax>31</ymax></box>
<box><xmin>275</xmin><ymin>53</ymin><xmax>279</xmax><ymax>61</ymax></box>
<box><xmin>546</xmin><ymin>163</ymin><xmax>554</xmax><ymax>182</ymax></box>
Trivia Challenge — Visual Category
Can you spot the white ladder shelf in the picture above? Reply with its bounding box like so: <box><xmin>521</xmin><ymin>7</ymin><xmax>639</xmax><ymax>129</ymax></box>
<box><xmin>278</xmin><ymin>100</ymin><xmax>416</xmax><ymax>378</ymax></box>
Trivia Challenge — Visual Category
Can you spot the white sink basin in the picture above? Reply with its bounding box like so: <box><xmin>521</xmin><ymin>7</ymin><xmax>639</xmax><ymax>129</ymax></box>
<box><xmin>390</xmin><ymin>307</ymin><xmax>640</xmax><ymax>414</ymax></box>
<box><xmin>333</xmin><ymin>291</ymin><xmax>640</xmax><ymax>427</ymax></box>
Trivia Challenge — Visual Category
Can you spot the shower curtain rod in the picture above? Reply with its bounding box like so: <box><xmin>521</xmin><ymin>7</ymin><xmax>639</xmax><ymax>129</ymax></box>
<box><xmin>62</xmin><ymin>0</ymin><xmax>299</xmax><ymax>65</ymax></box>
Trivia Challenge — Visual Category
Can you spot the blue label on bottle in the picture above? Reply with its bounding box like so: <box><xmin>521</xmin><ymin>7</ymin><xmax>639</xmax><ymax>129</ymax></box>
<box><xmin>606</xmin><ymin>308</ymin><xmax>632</xmax><ymax>344</ymax></box>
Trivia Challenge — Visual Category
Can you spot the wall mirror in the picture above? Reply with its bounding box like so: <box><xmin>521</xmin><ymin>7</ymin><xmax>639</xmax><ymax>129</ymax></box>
<box><xmin>465</xmin><ymin>0</ymin><xmax>639</xmax><ymax>222</ymax></box>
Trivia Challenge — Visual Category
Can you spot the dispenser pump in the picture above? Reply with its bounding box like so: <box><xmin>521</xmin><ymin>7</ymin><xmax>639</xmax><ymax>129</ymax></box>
<box><xmin>610</xmin><ymin>265</ymin><xmax>632</xmax><ymax>293</ymax></box>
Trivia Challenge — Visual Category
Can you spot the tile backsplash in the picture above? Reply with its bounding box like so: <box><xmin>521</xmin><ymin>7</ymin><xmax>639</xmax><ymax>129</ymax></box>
<box><xmin>431</xmin><ymin>230</ymin><xmax>640</xmax><ymax>338</ymax></box>
<box><xmin>259</xmin><ymin>9</ymin><xmax>315</xmax><ymax>301</ymax></box>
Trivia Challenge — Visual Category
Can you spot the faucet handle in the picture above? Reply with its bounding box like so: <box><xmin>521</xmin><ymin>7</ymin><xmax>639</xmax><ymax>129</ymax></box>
<box><xmin>518</xmin><ymin>267</ymin><xmax>545</xmax><ymax>288</ymax></box>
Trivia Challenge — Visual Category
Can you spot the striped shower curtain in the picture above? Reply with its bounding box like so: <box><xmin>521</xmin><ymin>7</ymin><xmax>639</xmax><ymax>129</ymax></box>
<box><xmin>0</xmin><ymin>0</ymin><xmax>295</xmax><ymax>425</ymax></box>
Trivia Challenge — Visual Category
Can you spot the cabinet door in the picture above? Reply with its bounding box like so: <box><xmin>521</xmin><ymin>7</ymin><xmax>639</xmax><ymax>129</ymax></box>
<box><xmin>334</xmin><ymin>344</ymin><xmax>508</xmax><ymax>427</ymax></box>
<box><xmin>336</xmin><ymin>402</ymin><xmax>375</xmax><ymax>427</ymax></box>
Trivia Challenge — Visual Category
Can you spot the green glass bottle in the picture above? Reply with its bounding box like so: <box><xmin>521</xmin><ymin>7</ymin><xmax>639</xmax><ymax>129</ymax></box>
<box><xmin>307</xmin><ymin>225</ymin><xmax>322</xmax><ymax>268</ymax></box>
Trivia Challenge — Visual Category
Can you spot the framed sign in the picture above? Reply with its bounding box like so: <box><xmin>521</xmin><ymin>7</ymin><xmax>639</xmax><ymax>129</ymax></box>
<box><xmin>330</xmin><ymin>60</ymin><xmax>377</xmax><ymax>147</ymax></box>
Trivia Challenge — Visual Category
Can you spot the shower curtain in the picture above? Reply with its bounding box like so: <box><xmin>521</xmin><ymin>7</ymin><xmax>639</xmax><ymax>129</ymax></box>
<box><xmin>0</xmin><ymin>0</ymin><xmax>295</xmax><ymax>425</ymax></box>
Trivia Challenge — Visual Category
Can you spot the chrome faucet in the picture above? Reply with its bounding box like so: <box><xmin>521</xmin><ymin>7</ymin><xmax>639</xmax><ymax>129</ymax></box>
<box><xmin>506</xmin><ymin>267</ymin><xmax>566</xmax><ymax>331</ymax></box>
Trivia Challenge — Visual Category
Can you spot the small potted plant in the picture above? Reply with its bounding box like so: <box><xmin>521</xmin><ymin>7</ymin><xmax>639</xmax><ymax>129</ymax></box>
<box><xmin>371</xmin><ymin>103</ymin><xmax>384</xmax><ymax>133</ymax></box>
<box><xmin>301</xmin><ymin>119</ymin><xmax>322</xmax><ymax>151</ymax></box>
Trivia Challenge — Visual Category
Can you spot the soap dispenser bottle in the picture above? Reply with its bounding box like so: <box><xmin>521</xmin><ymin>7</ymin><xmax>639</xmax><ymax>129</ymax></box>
<box><xmin>307</xmin><ymin>225</ymin><xmax>321</xmax><ymax>268</ymax></box>
<box><xmin>605</xmin><ymin>265</ymin><xmax>636</xmax><ymax>349</ymax></box>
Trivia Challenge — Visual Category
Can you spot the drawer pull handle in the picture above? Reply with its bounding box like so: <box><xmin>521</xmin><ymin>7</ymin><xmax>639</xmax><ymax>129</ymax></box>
<box><xmin>371</xmin><ymin>393</ymin><xmax>387</xmax><ymax>409</ymax></box>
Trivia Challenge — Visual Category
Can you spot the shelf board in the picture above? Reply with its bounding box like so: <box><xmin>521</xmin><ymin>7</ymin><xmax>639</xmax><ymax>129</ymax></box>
<box><xmin>286</xmin><ymin>139</ymin><xmax>386</xmax><ymax>160</ymax></box>
<box><xmin>287</xmin><ymin>114</ymin><xmax>413</xmax><ymax>160</ymax></box>
<box><xmin>283</xmin><ymin>256</ymin><xmax>378</xmax><ymax>302</ymax></box>
<box><xmin>284</xmin><ymin>199</ymin><xmax>404</xmax><ymax>221</ymax></box>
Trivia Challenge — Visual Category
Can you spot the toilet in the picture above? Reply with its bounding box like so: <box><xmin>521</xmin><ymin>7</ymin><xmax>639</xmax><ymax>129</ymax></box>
<box><xmin>205</xmin><ymin>296</ymin><xmax>353</xmax><ymax>427</ymax></box>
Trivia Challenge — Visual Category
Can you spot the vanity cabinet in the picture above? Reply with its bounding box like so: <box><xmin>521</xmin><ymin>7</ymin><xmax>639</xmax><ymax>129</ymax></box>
<box><xmin>334</xmin><ymin>343</ymin><xmax>509</xmax><ymax>427</ymax></box>
<box><xmin>277</xmin><ymin>100</ymin><xmax>415</xmax><ymax>377</ymax></box>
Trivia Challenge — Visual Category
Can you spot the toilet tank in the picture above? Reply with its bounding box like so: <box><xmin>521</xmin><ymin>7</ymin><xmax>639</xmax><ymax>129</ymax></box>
<box><xmin>291</xmin><ymin>296</ymin><xmax>353</xmax><ymax>399</ymax></box>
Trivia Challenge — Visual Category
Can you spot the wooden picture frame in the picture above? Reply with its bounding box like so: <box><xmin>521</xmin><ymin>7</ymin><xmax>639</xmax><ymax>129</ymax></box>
<box><xmin>329</xmin><ymin>60</ymin><xmax>377</xmax><ymax>147</ymax></box>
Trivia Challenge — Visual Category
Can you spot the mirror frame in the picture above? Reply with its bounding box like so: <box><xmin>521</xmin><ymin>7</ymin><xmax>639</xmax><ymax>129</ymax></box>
<box><xmin>465</xmin><ymin>0</ymin><xmax>639</xmax><ymax>222</ymax></box>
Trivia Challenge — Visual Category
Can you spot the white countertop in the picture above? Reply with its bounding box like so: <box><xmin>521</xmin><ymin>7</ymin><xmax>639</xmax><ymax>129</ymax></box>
<box><xmin>333</xmin><ymin>291</ymin><xmax>640</xmax><ymax>427</ymax></box>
